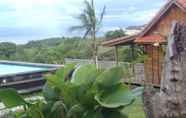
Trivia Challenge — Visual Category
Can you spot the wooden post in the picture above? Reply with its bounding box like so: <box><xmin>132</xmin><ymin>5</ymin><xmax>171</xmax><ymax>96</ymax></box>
<box><xmin>115</xmin><ymin>46</ymin><xmax>119</xmax><ymax>66</ymax></box>
<box><xmin>131</xmin><ymin>44</ymin><xmax>135</xmax><ymax>75</ymax></box>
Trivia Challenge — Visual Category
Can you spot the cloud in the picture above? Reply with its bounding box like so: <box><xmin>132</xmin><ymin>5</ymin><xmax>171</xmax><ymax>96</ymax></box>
<box><xmin>0</xmin><ymin>0</ymin><xmax>165</xmax><ymax>43</ymax></box>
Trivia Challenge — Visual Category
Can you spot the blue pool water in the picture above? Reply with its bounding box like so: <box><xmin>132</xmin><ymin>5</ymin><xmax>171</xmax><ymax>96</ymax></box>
<box><xmin>0</xmin><ymin>64</ymin><xmax>47</xmax><ymax>76</ymax></box>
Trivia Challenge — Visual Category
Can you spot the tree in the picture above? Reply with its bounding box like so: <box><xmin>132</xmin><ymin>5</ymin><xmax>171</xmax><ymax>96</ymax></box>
<box><xmin>70</xmin><ymin>0</ymin><xmax>106</xmax><ymax>66</ymax></box>
<box><xmin>0</xmin><ymin>42</ymin><xmax>16</xmax><ymax>59</ymax></box>
<box><xmin>105</xmin><ymin>28</ymin><xmax>126</xmax><ymax>40</ymax></box>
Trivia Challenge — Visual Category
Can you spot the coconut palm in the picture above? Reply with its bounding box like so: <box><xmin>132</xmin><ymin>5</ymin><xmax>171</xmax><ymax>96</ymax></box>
<box><xmin>70</xmin><ymin>0</ymin><xmax>106</xmax><ymax>66</ymax></box>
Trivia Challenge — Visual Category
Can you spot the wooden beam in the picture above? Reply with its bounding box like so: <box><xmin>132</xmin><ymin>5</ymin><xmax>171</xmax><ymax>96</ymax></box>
<box><xmin>114</xmin><ymin>46</ymin><xmax>119</xmax><ymax>66</ymax></box>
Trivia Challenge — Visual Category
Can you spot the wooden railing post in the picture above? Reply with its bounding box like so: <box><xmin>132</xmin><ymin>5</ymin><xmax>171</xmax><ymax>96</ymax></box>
<box><xmin>115</xmin><ymin>46</ymin><xmax>119</xmax><ymax>66</ymax></box>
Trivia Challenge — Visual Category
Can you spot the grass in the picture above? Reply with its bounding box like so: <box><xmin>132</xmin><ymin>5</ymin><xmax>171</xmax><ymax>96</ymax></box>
<box><xmin>122</xmin><ymin>97</ymin><xmax>146</xmax><ymax>118</ymax></box>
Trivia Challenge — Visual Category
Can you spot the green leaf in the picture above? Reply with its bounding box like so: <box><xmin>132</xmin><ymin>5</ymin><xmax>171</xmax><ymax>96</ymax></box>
<box><xmin>51</xmin><ymin>101</ymin><xmax>67</xmax><ymax>113</ymax></box>
<box><xmin>71</xmin><ymin>64</ymin><xmax>98</xmax><ymax>85</ymax></box>
<box><xmin>95</xmin><ymin>67</ymin><xmax>123</xmax><ymax>89</ymax></box>
<box><xmin>103</xmin><ymin>109</ymin><xmax>128</xmax><ymax>118</ymax></box>
<box><xmin>43</xmin><ymin>84</ymin><xmax>61</xmax><ymax>101</ymax></box>
<box><xmin>82</xmin><ymin>110</ymin><xmax>104</xmax><ymax>118</ymax></box>
<box><xmin>95</xmin><ymin>84</ymin><xmax>134</xmax><ymax>108</ymax></box>
<box><xmin>67</xmin><ymin>104</ymin><xmax>84</xmax><ymax>118</ymax></box>
<box><xmin>28</xmin><ymin>103</ymin><xmax>45</xmax><ymax>118</ymax></box>
<box><xmin>0</xmin><ymin>88</ymin><xmax>28</xmax><ymax>108</ymax></box>
<box><xmin>48</xmin><ymin>101</ymin><xmax>66</xmax><ymax>118</ymax></box>
<box><xmin>60</xmin><ymin>82</ymin><xmax>80</xmax><ymax>107</ymax></box>
<box><xmin>45</xmin><ymin>74</ymin><xmax>64</xmax><ymax>89</ymax></box>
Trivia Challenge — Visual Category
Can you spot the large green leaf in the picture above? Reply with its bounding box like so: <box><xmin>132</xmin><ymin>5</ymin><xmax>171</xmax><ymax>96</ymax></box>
<box><xmin>95</xmin><ymin>84</ymin><xmax>134</xmax><ymax>108</ymax></box>
<box><xmin>103</xmin><ymin>109</ymin><xmax>128</xmax><ymax>118</ymax></box>
<box><xmin>67</xmin><ymin>104</ymin><xmax>84</xmax><ymax>118</ymax></box>
<box><xmin>45</xmin><ymin>74</ymin><xmax>64</xmax><ymax>89</ymax></box>
<box><xmin>82</xmin><ymin>110</ymin><xmax>104</xmax><ymax>118</ymax></box>
<box><xmin>27</xmin><ymin>102</ymin><xmax>45</xmax><ymax>118</ymax></box>
<box><xmin>71</xmin><ymin>64</ymin><xmax>98</xmax><ymax>85</ymax></box>
<box><xmin>43</xmin><ymin>84</ymin><xmax>61</xmax><ymax>101</ymax></box>
<box><xmin>60</xmin><ymin>82</ymin><xmax>80</xmax><ymax>107</ymax></box>
<box><xmin>70</xmin><ymin>64</ymin><xmax>101</xmax><ymax>108</ymax></box>
<box><xmin>95</xmin><ymin>67</ymin><xmax>123</xmax><ymax>89</ymax></box>
<box><xmin>0</xmin><ymin>88</ymin><xmax>27</xmax><ymax>108</ymax></box>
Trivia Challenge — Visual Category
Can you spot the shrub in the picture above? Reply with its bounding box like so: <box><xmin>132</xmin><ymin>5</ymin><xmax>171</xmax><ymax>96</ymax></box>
<box><xmin>0</xmin><ymin>64</ymin><xmax>143</xmax><ymax>118</ymax></box>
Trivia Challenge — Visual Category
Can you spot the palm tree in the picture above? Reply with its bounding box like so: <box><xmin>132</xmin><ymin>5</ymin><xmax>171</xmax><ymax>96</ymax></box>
<box><xmin>70</xmin><ymin>0</ymin><xmax>106</xmax><ymax>67</ymax></box>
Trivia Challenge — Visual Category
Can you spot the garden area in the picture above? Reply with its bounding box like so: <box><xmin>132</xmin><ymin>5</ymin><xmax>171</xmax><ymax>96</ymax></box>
<box><xmin>1</xmin><ymin>0</ymin><xmax>186</xmax><ymax>118</ymax></box>
<box><xmin>0</xmin><ymin>64</ymin><xmax>145</xmax><ymax>118</ymax></box>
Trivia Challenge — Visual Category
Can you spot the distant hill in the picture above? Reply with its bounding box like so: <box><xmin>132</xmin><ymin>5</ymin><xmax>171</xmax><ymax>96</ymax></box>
<box><xmin>25</xmin><ymin>37</ymin><xmax>65</xmax><ymax>48</ymax></box>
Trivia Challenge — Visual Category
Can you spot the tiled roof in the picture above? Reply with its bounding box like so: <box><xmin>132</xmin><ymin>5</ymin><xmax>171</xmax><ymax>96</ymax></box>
<box><xmin>135</xmin><ymin>35</ymin><xmax>166</xmax><ymax>44</ymax></box>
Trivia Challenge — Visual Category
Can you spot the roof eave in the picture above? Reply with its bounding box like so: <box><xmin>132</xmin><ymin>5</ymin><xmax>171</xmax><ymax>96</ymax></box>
<box><xmin>102</xmin><ymin>35</ymin><xmax>138</xmax><ymax>47</ymax></box>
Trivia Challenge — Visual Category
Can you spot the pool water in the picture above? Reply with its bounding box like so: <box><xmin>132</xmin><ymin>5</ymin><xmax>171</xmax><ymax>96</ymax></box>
<box><xmin>0</xmin><ymin>64</ymin><xmax>47</xmax><ymax>76</ymax></box>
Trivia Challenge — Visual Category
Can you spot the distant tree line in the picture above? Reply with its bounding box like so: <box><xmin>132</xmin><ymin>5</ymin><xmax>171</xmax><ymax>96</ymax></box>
<box><xmin>0</xmin><ymin>29</ymin><xmax>145</xmax><ymax>64</ymax></box>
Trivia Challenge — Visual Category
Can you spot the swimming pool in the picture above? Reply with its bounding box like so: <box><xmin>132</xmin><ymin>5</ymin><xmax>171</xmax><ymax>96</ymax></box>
<box><xmin>0</xmin><ymin>61</ymin><xmax>62</xmax><ymax>94</ymax></box>
<box><xmin>0</xmin><ymin>64</ymin><xmax>48</xmax><ymax>76</ymax></box>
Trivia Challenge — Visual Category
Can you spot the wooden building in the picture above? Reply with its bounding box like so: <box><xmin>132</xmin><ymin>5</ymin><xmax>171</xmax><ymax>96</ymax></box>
<box><xmin>103</xmin><ymin>0</ymin><xmax>186</xmax><ymax>85</ymax></box>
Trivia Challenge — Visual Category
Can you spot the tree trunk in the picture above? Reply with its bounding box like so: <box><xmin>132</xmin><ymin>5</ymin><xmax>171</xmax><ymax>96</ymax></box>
<box><xmin>143</xmin><ymin>22</ymin><xmax>186</xmax><ymax>118</ymax></box>
<box><xmin>92</xmin><ymin>29</ymin><xmax>98</xmax><ymax>68</ymax></box>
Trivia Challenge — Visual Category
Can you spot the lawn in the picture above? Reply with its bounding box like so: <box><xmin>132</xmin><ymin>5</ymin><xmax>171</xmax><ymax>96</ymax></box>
<box><xmin>122</xmin><ymin>97</ymin><xmax>146</xmax><ymax>118</ymax></box>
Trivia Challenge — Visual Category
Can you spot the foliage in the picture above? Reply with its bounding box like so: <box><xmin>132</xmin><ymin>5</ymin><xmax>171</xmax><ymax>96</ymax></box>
<box><xmin>0</xmin><ymin>42</ymin><xmax>16</xmax><ymax>59</ymax></box>
<box><xmin>0</xmin><ymin>64</ymin><xmax>143</xmax><ymax>118</ymax></box>
<box><xmin>104</xmin><ymin>29</ymin><xmax>127</xmax><ymax>40</ymax></box>
<box><xmin>70</xmin><ymin>0</ymin><xmax>106</xmax><ymax>64</ymax></box>
<box><xmin>0</xmin><ymin>36</ymin><xmax>147</xmax><ymax>64</ymax></box>
<box><xmin>118</xmin><ymin>46</ymin><xmax>147</xmax><ymax>63</ymax></box>
<box><xmin>122</xmin><ymin>98</ymin><xmax>145</xmax><ymax>118</ymax></box>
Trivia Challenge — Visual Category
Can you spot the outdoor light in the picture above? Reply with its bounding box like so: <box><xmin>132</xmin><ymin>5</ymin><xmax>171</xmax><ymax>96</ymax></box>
<box><xmin>153</xmin><ymin>42</ymin><xmax>160</xmax><ymax>47</ymax></box>
<box><xmin>2</xmin><ymin>79</ymin><xmax>7</xmax><ymax>83</ymax></box>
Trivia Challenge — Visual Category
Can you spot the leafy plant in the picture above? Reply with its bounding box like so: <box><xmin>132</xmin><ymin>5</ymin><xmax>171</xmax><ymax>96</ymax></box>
<box><xmin>0</xmin><ymin>64</ymin><xmax>143</xmax><ymax>118</ymax></box>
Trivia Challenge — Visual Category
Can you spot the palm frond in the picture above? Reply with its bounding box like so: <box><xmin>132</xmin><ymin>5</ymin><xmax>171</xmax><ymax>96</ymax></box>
<box><xmin>84</xmin><ymin>0</ymin><xmax>96</xmax><ymax>26</ymax></box>
<box><xmin>77</xmin><ymin>13</ymin><xmax>91</xmax><ymax>26</ymax></box>
<box><xmin>83</xmin><ymin>27</ymin><xmax>92</xmax><ymax>39</ymax></box>
<box><xmin>69</xmin><ymin>13</ymin><xmax>91</xmax><ymax>32</ymax></box>
<box><xmin>69</xmin><ymin>25</ymin><xmax>86</xmax><ymax>32</ymax></box>
<box><xmin>70</xmin><ymin>0</ymin><xmax>105</xmax><ymax>38</ymax></box>
<box><xmin>96</xmin><ymin>5</ymin><xmax>106</xmax><ymax>32</ymax></box>
<box><xmin>98</xmin><ymin>5</ymin><xmax>106</xmax><ymax>25</ymax></box>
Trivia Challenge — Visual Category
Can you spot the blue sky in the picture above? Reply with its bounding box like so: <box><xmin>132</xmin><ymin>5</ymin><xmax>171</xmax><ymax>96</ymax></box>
<box><xmin>0</xmin><ymin>0</ymin><xmax>166</xmax><ymax>44</ymax></box>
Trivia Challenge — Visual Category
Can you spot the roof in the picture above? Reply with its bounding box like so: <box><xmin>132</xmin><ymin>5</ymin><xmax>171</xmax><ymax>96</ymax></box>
<box><xmin>103</xmin><ymin>0</ymin><xmax>186</xmax><ymax>47</ymax></box>
<box><xmin>139</xmin><ymin>0</ymin><xmax>186</xmax><ymax>36</ymax></box>
<box><xmin>134</xmin><ymin>34</ymin><xmax>166</xmax><ymax>44</ymax></box>
<box><xmin>102</xmin><ymin>35</ymin><xmax>138</xmax><ymax>47</ymax></box>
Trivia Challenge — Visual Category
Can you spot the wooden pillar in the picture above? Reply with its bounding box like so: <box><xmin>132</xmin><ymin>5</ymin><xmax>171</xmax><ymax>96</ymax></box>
<box><xmin>131</xmin><ymin>44</ymin><xmax>135</xmax><ymax>74</ymax></box>
<box><xmin>115</xmin><ymin>46</ymin><xmax>119</xmax><ymax>66</ymax></box>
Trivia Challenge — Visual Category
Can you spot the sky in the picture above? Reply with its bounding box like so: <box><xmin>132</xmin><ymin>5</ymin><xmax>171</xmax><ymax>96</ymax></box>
<box><xmin>0</xmin><ymin>0</ymin><xmax>166</xmax><ymax>44</ymax></box>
